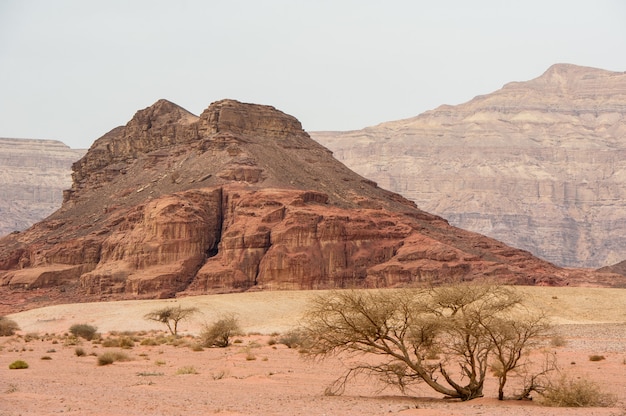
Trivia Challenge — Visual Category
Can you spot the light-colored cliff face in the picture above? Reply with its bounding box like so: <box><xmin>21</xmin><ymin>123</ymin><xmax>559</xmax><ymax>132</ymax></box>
<box><xmin>312</xmin><ymin>64</ymin><xmax>626</xmax><ymax>268</ymax></box>
<box><xmin>0</xmin><ymin>138</ymin><xmax>85</xmax><ymax>237</ymax></box>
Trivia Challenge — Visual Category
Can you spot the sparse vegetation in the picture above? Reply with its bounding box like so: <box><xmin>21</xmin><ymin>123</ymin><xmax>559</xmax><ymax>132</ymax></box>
<box><xmin>144</xmin><ymin>305</ymin><xmax>199</xmax><ymax>336</ymax></box>
<box><xmin>69</xmin><ymin>323</ymin><xmax>98</xmax><ymax>341</ymax></box>
<box><xmin>9</xmin><ymin>360</ymin><xmax>29</xmax><ymax>369</ymax></box>
<box><xmin>75</xmin><ymin>347</ymin><xmax>86</xmax><ymax>357</ymax></box>
<box><xmin>176</xmin><ymin>366</ymin><xmax>198</xmax><ymax>375</ymax></box>
<box><xmin>97</xmin><ymin>351</ymin><xmax>131</xmax><ymax>366</ymax></box>
<box><xmin>550</xmin><ymin>335</ymin><xmax>567</xmax><ymax>347</ymax></box>
<box><xmin>212</xmin><ymin>369</ymin><xmax>228</xmax><ymax>380</ymax></box>
<box><xmin>5</xmin><ymin>383</ymin><xmax>18</xmax><ymax>393</ymax></box>
<box><xmin>201</xmin><ymin>313</ymin><xmax>242</xmax><ymax>348</ymax></box>
<box><xmin>588</xmin><ymin>354</ymin><xmax>605</xmax><ymax>362</ymax></box>
<box><xmin>301</xmin><ymin>283</ymin><xmax>550</xmax><ymax>401</ymax></box>
<box><xmin>140</xmin><ymin>337</ymin><xmax>160</xmax><ymax>346</ymax></box>
<box><xmin>136</xmin><ymin>371</ymin><xmax>164</xmax><ymax>377</ymax></box>
<box><xmin>0</xmin><ymin>316</ymin><xmax>19</xmax><ymax>336</ymax></box>
<box><xmin>539</xmin><ymin>374</ymin><xmax>617</xmax><ymax>407</ymax></box>
<box><xmin>102</xmin><ymin>336</ymin><xmax>135</xmax><ymax>348</ymax></box>
<box><xmin>279</xmin><ymin>329</ymin><xmax>309</xmax><ymax>349</ymax></box>
<box><xmin>40</xmin><ymin>356</ymin><xmax>52</xmax><ymax>360</ymax></box>
<box><xmin>245</xmin><ymin>348</ymin><xmax>257</xmax><ymax>361</ymax></box>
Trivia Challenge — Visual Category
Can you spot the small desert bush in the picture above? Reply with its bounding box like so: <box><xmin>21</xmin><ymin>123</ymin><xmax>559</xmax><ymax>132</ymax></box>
<box><xmin>75</xmin><ymin>347</ymin><xmax>86</xmax><ymax>357</ymax></box>
<box><xmin>24</xmin><ymin>332</ymin><xmax>40</xmax><ymax>342</ymax></box>
<box><xmin>0</xmin><ymin>316</ymin><xmax>20</xmax><ymax>336</ymax></box>
<box><xmin>9</xmin><ymin>360</ymin><xmax>29</xmax><ymax>369</ymax></box>
<box><xmin>550</xmin><ymin>335</ymin><xmax>567</xmax><ymax>347</ymax></box>
<box><xmin>245</xmin><ymin>348</ymin><xmax>257</xmax><ymax>361</ymax></box>
<box><xmin>63</xmin><ymin>336</ymin><xmax>81</xmax><ymax>346</ymax></box>
<box><xmin>201</xmin><ymin>314</ymin><xmax>242</xmax><ymax>348</ymax></box>
<box><xmin>97</xmin><ymin>351</ymin><xmax>131</xmax><ymax>366</ymax></box>
<box><xmin>102</xmin><ymin>336</ymin><xmax>134</xmax><ymax>348</ymax></box>
<box><xmin>40</xmin><ymin>356</ymin><xmax>52</xmax><ymax>360</ymax></box>
<box><xmin>279</xmin><ymin>329</ymin><xmax>309</xmax><ymax>349</ymax></box>
<box><xmin>540</xmin><ymin>374</ymin><xmax>617</xmax><ymax>407</ymax></box>
<box><xmin>588</xmin><ymin>355</ymin><xmax>605</xmax><ymax>362</ymax></box>
<box><xmin>176</xmin><ymin>366</ymin><xmax>198</xmax><ymax>375</ymax></box>
<box><xmin>212</xmin><ymin>369</ymin><xmax>228</xmax><ymax>380</ymax></box>
<box><xmin>140</xmin><ymin>337</ymin><xmax>159</xmax><ymax>346</ymax></box>
<box><xmin>69</xmin><ymin>324</ymin><xmax>98</xmax><ymax>341</ymax></box>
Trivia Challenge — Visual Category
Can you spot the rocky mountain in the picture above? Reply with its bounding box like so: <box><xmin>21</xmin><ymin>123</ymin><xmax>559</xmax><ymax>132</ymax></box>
<box><xmin>1</xmin><ymin>99</ymin><xmax>622</xmax><ymax>314</ymax></box>
<box><xmin>0</xmin><ymin>138</ymin><xmax>85</xmax><ymax>237</ymax></box>
<box><xmin>312</xmin><ymin>64</ymin><xmax>626</xmax><ymax>268</ymax></box>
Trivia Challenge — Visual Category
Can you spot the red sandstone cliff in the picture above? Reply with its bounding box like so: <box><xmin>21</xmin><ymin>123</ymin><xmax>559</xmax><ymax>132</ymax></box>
<box><xmin>0</xmin><ymin>99</ymin><xmax>621</xmax><ymax>313</ymax></box>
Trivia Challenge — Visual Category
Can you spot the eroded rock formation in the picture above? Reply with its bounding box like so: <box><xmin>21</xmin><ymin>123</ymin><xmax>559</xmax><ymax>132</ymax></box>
<box><xmin>1</xmin><ymin>98</ymin><xmax>622</xmax><ymax>313</ymax></box>
<box><xmin>312</xmin><ymin>64</ymin><xmax>626</xmax><ymax>268</ymax></box>
<box><xmin>0</xmin><ymin>138</ymin><xmax>85</xmax><ymax>237</ymax></box>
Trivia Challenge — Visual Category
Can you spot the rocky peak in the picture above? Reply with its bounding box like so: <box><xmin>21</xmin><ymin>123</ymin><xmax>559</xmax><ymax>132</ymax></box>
<box><xmin>197</xmin><ymin>99</ymin><xmax>306</xmax><ymax>138</ymax></box>
<box><xmin>504</xmin><ymin>63</ymin><xmax>626</xmax><ymax>97</ymax></box>
<box><xmin>71</xmin><ymin>99</ymin><xmax>306</xmax><ymax>186</ymax></box>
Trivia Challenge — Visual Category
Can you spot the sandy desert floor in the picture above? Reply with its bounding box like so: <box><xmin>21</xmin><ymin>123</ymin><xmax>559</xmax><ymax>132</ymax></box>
<box><xmin>1</xmin><ymin>287</ymin><xmax>625</xmax><ymax>416</ymax></box>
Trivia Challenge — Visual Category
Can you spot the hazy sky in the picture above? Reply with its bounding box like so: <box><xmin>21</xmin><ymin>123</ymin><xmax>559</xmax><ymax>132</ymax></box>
<box><xmin>1</xmin><ymin>1</ymin><xmax>625</xmax><ymax>149</ymax></box>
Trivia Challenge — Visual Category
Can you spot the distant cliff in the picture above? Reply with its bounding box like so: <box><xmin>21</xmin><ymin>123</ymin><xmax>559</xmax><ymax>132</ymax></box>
<box><xmin>0</xmin><ymin>138</ymin><xmax>85</xmax><ymax>236</ymax></box>
<box><xmin>312</xmin><ymin>64</ymin><xmax>626</xmax><ymax>268</ymax></box>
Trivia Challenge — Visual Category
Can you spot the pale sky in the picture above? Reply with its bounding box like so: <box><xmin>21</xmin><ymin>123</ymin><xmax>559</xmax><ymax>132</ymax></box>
<box><xmin>1</xmin><ymin>0</ymin><xmax>625</xmax><ymax>149</ymax></box>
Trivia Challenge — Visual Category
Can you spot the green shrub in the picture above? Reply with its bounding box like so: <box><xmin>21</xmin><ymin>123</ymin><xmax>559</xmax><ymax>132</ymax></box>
<box><xmin>540</xmin><ymin>374</ymin><xmax>617</xmax><ymax>407</ymax></box>
<box><xmin>9</xmin><ymin>360</ymin><xmax>29</xmax><ymax>369</ymax></box>
<box><xmin>69</xmin><ymin>324</ymin><xmax>98</xmax><ymax>341</ymax></box>
<box><xmin>0</xmin><ymin>316</ymin><xmax>19</xmax><ymax>336</ymax></box>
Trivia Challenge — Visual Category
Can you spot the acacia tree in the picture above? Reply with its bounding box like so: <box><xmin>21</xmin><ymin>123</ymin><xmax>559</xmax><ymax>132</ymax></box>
<box><xmin>481</xmin><ymin>311</ymin><xmax>550</xmax><ymax>400</ymax></box>
<box><xmin>301</xmin><ymin>283</ymin><xmax>548</xmax><ymax>401</ymax></box>
<box><xmin>144</xmin><ymin>305</ymin><xmax>199</xmax><ymax>336</ymax></box>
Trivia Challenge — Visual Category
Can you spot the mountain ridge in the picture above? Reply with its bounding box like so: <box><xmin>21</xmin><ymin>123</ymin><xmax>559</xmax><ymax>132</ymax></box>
<box><xmin>3</xmin><ymin>98</ymin><xmax>617</xmax><ymax>314</ymax></box>
<box><xmin>312</xmin><ymin>63</ymin><xmax>626</xmax><ymax>268</ymax></box>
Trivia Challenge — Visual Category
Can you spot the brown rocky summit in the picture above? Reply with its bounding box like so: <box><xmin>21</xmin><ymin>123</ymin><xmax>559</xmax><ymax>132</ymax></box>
<box><xmin>0</xmin><ymin>99</ymin><xmax>618</xmax><ymax>313</ymax></box>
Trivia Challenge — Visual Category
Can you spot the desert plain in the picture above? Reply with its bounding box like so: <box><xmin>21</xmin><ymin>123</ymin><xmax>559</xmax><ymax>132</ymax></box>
<box><xmin>1</xmin><ymin>286</ymin><xmax>625</xmax><ymax>416</ymax></box>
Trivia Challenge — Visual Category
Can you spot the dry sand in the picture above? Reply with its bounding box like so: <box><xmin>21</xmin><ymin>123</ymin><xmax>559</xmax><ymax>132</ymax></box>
<box><xmin>1</xmin><ymin>287</ymin><xmax>625</xmax><ymax>415</ymax></box>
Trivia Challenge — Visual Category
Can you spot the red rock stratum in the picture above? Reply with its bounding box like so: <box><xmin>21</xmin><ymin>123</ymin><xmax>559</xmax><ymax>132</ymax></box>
<box><xmin>0</xmin><ymin>99</ymin><xmax>622</xmax><ymax>314</ymax></box>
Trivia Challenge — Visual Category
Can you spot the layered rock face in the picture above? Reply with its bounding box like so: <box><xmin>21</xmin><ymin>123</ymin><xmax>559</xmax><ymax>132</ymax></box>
<box><xmin>312</xmin><ymin>64</ymin><xmax>626</xmax><ymax>268</ymax></box>
<box><xmin>0</xmin><ymin>138</ymin><xmax>85</xmax><ymax>237</ymax></box>
<box><xmin>1</xmin><ymin>98</ymin><xmax>621</xmax><ymax>313</ymax></box>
